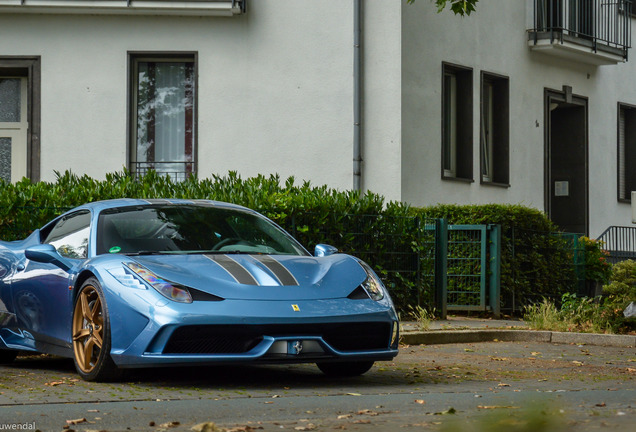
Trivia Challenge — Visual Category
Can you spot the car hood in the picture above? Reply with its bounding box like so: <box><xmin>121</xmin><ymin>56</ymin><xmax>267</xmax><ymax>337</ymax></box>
<box><xmin>126</xmin><ymin>253</ymin><xmax>368</xmax><ymax>301</ymax></box>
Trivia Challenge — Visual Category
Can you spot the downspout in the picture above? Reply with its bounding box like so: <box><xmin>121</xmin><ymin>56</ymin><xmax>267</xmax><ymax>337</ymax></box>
<box><xmin>353</xmin><ymin>0</ymin><xmax>362</xmax><ymax>191</ymax></box>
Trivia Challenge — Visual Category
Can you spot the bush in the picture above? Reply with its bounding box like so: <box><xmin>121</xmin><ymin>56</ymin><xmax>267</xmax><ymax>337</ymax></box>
<box><xmin>524</xmin><ymin>261</ymin><xmax>636</xmax><ymax>334</ymax></box>
<box><xmin>0</xmin><ymin>170</ymin><xmax>425</xmax><ymax>313</ymax></box>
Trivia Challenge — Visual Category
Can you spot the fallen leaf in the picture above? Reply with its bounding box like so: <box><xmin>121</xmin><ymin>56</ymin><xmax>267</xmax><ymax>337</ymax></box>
<box><xmin>478</xmin><ymin>405</ymin><xmax>520</xmax><ymax>409</ymax></box>
<box><xmin>294</xmin><ymin>424</ymin><xmax>316</xmax><ymax>431</ymax></box>
<box><xmin>356</xmin><ymin>409</ymin><xmax>379</xmax><ymax>416</ymax></box>
<box><xmin>497</xmin><ymin>383</ymin><xmax>510</xmax><ymax>387</ymax></box>
<box><xmin>191</xmin><ymin>424</ymin><xmax>221</xmax><ymax>432</ymax></box>
<box><xmin>572</xmin><ymin>361</ymin><xmax>584</xmax><ymax>366</ymax></box>
<box><xmin>346</xmin><ymin>393</ymin><xmax>361</xmax><ymax>396</ymax></box>
<box><xmin>66</xmin><ymin>418</ymin><xmax>87</xmax><ymax>425</ymax></box>
<box><xmin>464</xmin><ymin>349</ymin><xmax>474</xmax><ymax>352</ymax></box>
<box><xmin>595</xmin><ymin>402</ymin><xmax>606</xmax><ymax>407</ymax></box>
<box><xmin>46</xmin><ymin>381</ymin><xmax>66</xmax><ymax>386</ymax></box>
<box><xmin>415</xmin><ymin>399</ymin><xmax>426</xmax><ymax>405</ymax></box>
<box><xmin>491</xmin><ymin>357</ymin><xmax>509</xmax><ymax>361</ymax></box>
<box><xmin>531</xmin><ymin>352</ymin><xmax>541</xmax><ymax>356</ymax></box>
<box><xmin>159</xmin><ymin>421</ymin><xmax>180</xmax><ymax>428</ymax></box>
<box><xmin>352</xmin><ymin>420</ymin><xmax>371</xmax><ymax>424</ymax></box>
<box><xmin>434</xmin><ymin>407</ymin><xmax>457</xmax><ymax>415</ymax></box>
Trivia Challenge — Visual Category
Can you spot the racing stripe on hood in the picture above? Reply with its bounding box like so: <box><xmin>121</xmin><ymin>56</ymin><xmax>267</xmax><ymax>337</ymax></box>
<box><xmin>205</xmin><ymin>254</ymin><xmax>259</xmax><ymax>285</ymax></box>
<box><xmin>252</xmin><ymin>255</ymin><xmax>299</xmax><ymax>286</ymax></box>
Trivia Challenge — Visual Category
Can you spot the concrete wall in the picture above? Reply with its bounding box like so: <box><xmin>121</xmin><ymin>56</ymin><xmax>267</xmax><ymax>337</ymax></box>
<box><xmin>400</xmin><ymin>0</ymin><xmax>634</xmax><ymax>236</ymax></box>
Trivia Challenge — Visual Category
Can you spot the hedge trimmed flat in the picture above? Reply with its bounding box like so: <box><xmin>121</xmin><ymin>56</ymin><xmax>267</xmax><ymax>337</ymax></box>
<box><xmin>0</xmin><ymin>199</ymin><xmax>399</xmax><ymax>381</ymax></box>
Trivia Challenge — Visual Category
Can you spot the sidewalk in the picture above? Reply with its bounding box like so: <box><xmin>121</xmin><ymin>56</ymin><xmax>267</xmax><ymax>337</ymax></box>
<box><xmin>400</xmin><ymin>315</ymin><xmax>636</xmax><ymax>348</ymax></box>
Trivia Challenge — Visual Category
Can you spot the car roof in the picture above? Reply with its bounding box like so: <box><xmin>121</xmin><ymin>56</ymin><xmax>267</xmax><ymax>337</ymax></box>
<box><xmin>69</xmin><ymin>198</ymin><xmax>252</xmax><ymax>215</ymax></box>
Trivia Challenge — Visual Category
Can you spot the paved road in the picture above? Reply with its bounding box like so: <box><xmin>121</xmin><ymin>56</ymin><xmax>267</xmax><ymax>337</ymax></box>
<box><xmin>0</xmin><ymin>341</ymin><xmax>634</xmax><ymax>431</ymax></box>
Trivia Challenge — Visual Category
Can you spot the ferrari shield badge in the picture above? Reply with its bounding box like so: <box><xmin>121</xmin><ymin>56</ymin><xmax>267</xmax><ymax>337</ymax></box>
<box><xmin>291</xmin><ymin>304</ymin><xmax>300</xmax><ymax>312</ymax></box>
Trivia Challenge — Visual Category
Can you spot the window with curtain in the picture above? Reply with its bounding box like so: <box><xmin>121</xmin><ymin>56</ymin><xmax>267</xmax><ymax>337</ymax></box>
<box><xmin>130</xmin><ymin>54</ymin><xmax>195</xmax><ymax>181</ymax></box>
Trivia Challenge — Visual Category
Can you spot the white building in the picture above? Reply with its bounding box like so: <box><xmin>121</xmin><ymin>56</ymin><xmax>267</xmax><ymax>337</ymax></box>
<box><xmin>0</xmin><ymin>0</ymin><xmax>633</xmax><ymax>236</ymax></box>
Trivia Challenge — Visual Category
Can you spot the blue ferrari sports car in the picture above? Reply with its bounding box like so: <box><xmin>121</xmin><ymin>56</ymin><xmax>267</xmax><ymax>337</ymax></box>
<box><xmin>0</xmin><ymin>199</ymin><xmax>399</xmax><ymax>381</ymax></box>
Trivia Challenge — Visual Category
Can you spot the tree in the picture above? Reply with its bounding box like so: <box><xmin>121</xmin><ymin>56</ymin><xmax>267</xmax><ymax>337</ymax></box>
<box><xmin>407</xmin><ymin>0</ymin><xmax>478</xmax><ymax>16</ymax></box>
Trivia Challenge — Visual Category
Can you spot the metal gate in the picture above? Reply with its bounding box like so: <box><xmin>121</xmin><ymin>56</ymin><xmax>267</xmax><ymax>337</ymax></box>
<box><xmin>435</xmin><ymin>222</ymin><xmax>501</xmax><ymax>318</ymax></box>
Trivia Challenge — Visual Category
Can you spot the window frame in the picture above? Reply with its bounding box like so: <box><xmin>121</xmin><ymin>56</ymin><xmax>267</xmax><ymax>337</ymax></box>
<box><xmin>480</xmin><ymin>71</ymin><xmax>510</xmax><ymax>187</ymax></box>
<box><xmin>617</xmin><ymin>102</ymin><xmax>636</xmax><ymax>203</ymax></box>
<box><xmin>127</xmin><ymin>52</ymin><xmax>198</xmax><ymax>180</ymax></box>
<box><xmin>0</xmin><ymin>56</ymin><xmax>41</xmax><ymax>182</ymax></box>
<box><xmin>441</xmin><ymin>62</ymin><xmax>473</xmax><ymax>183</ymax></box>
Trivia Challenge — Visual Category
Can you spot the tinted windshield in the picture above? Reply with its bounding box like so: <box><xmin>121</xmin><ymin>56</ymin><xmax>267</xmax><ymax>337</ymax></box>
<box><xmin>96</xmin><ymin>205</ymin><xmax>308</xmax><ymax>256</ymax></box>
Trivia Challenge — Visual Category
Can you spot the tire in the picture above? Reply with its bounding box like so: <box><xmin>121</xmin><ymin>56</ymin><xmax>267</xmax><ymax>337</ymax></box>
<box><xmin>316</xmin><ymin>361</ymin><xmax>374</xmax><ymax>377</ymax></box>
<box><xmin>72</xmin><ymin>278</ymin><xmax>122</xmax><ymax>382</ymax></box>
<box><xmin>0</xmin><ymin>349</ymin><xmax>17</xmax><ymax>364</ymax></box>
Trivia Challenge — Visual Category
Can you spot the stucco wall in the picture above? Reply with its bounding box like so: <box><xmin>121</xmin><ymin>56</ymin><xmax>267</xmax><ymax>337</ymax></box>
<box><xmin>0</xmin><ymin>0</ymin><xmax>357</xmax><ymax>190</ymax></box>
<box><xmin>400</xmin><ymin>0</ymin><xmax>634</xmax><ymax>236</ymax></box>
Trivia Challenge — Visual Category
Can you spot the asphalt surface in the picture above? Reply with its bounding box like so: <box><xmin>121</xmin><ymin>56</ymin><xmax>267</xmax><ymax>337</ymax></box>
<box><xmin>0</xmin><ymin>316</ymin><xmax>633</xmax><ymax>431</ymax></box>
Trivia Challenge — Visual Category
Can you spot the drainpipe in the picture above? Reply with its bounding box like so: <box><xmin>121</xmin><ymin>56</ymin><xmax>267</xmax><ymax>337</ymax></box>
<box><xmin>353</xmin><ymin>0</ymin><xmax>362</xmax><ymax>191</ymax></box>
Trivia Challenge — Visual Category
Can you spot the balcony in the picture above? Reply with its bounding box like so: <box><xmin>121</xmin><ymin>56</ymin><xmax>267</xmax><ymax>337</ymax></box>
<box><xmin>528</xmin><ymin>0</ymin><xmax>632</xmax><ymax>65</ymax></box>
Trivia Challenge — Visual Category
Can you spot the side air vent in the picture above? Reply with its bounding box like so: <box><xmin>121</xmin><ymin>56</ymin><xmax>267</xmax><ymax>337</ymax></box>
<box><xmin>347</xmin><ymin>286</ymin><xmax>370</xmax><ymax>300</ymax></box>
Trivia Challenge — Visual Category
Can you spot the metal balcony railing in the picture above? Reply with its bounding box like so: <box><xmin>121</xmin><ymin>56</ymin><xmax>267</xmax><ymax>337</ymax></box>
<box><xmin>529</xmin><ymin>0</ymin><xmax>632</xmax><ymax>60</ymax></box>
<box><xmin>131</xmin><ymin>161</ymin><xmax>195</xmax><ymax>182</ymax></box>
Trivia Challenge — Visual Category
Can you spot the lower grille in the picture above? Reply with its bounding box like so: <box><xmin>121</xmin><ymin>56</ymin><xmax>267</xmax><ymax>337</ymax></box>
<box><xmin>162</xmin><ymin>322</ymin><xmax>391</xmax><ymax>354</ymax></box>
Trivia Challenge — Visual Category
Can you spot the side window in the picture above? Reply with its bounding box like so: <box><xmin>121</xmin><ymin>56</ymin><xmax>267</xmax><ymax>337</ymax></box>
<box><xmin>43</xmin><ymin>211</ymin><xmax>91</xmax><ymax>259</ymax></box>
<box><xmin>480</xmin><ymin>72</ymin><xmax>509</xmax><ymax>186</ymax></box>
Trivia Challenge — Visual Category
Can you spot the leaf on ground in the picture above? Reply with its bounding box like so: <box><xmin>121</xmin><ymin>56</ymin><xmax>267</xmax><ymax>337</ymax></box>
<box><xmin>595</xmin><ymin>402</ymin><xmax>607</xmax><ymax>407</ymax></box>
<box><xmin>225</xmin><ymin>426</ymin><xmax>264</xmax><ymax>432</ymax></box>
<box><xmin>66</xmin><ymin>418</ymin><xmax>87</xmax><ymax>425</ymax></box>
<box><xmin>497</xmin><ymin>383</ymin><xmax>510</xmax><ymax>387</ymax></box>
<box><xmin>353</xmin><ymin>420</ymin><xmax>371</xmax><ymax>424</ymax></box>
<box><xmin>415</xmin><ymin>399</ymin><xmax>426</xmax><ymax>405</ymax></box>
<box><xmin>191</xmin><ymin>422</ymin><xmax>223</xmax><ymax>432</ymax></box>
<box><xmin>477</xmin><ymin>405</ymin><xmax>520</xmax><ymax>409</ymax></box>
<box><xmin>356</xmin><ymin>409</ymin><xmax>379</xmax><ymax>416</ymax></box>
<box><xmin>337</xmin><ymin>414</ymin><xmax>352</xmax><ymax>419</ymax></box>
<box><xmin>531</xmin><ymin>352</ymin><xmax>541</xmax><ymax>356</ymax></box>
<box><xmin>434</xmin><ymin>407</ymin><xmax>456</xmax><ymax>415</ymax></box>
<box><xmin>572</xmin><ymin>361</ymin><xmax>584</xmax><ymax>366</ymax></box>
<box><xmin>464</xmin><ymin>349</ymin><xmax>474</xmax><ymax>352</ymax></box>
<box><xmin>294</xmin><ymin>424</ymin><xmax>316</xmax><ymax>431</ymax></box>
<box><xmin>159</xmin><ymin>421</ymin><xmax>180</xmax><ymax>428</ymax></box>
<box><xmin>491</xmin><ymin>357</ymin><xmax>509</xmax><ymax>361</ymax></box>
<box><xmin>346</xmin><ymin>392</ymin><xmax>361</xmax><ymax>396</ymax></box>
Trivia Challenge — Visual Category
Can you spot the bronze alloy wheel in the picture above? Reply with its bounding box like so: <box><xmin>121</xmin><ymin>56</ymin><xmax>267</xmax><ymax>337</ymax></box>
<box><xmin>72</xmin><ymin>284</ymin><xmax>104</xmax><ymax>373</ymax></box>
<box><xmin>71</xmin><ymin>278</ymin><xmax>120</xmax><ymax>381</ymax></box>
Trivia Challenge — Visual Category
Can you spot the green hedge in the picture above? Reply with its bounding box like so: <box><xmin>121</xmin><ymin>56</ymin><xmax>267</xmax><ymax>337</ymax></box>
<box><xmin>0</xmin><ymin>171</ymin><xmax>588</xmax><ymax>313</ymax></box>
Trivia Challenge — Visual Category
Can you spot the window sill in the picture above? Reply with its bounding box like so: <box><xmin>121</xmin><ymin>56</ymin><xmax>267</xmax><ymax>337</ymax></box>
<box><xmin>481</xmin><ymin>180</ymin><xmax>510</xmax><ymax>188</ymax></box>
<box><xmin>442</xmin><ymin>175</ymin><xmax>474</xmax><ymax>184</ymax></box>
<box><xmin>618</xmin><ymin>198</ymin><xmax>632</xmax><ymax>204</ymax></box>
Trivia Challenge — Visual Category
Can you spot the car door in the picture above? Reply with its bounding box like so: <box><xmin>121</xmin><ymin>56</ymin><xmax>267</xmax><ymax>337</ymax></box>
<box><xmin>10</xmin><ymin>211</ymin><xmax>91</xmax><ymax>352</ymax></box>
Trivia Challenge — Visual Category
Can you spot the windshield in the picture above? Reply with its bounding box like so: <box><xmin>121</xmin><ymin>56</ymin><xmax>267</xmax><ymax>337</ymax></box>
<box><xmin>96</xmin><ymin>205</ymin><xmax>308</xmax><ymax>256</ymax></box>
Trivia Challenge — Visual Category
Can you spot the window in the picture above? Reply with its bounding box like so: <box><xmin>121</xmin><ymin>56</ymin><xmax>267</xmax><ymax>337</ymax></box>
<box><xmin>442</xmin><ymin>63</ymin><xmax>473</xmax><ymax>181</ymax></box>
<box><xmin>129</xmin><ymin>53</ymin><xmax>196</xmax><ymax>181</ymax></box>
<box><xmin>480</xmin><ymin>72</ymin><xmax>509</xmax><ymax>186</ymax></box>
<box><xmin>618</xmin><ymin>103</ymin><xmax>636</xmax><ymax>202</ymax></box>
<box><xmin>43</xmin><ymin>211</ymin><xmax>91</xmax><ymax>259</ymax></box>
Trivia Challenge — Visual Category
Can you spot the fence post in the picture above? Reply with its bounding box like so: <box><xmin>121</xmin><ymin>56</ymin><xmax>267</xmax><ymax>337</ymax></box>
<box><xmin>435</xmin><ymin>218</ymin><xmax>448</xmax><ymax>319</ymax></box>
<box><xmin>488</xmin><ymin>224</ymin><xmax>501</xmax><ymax>318</ymax></box>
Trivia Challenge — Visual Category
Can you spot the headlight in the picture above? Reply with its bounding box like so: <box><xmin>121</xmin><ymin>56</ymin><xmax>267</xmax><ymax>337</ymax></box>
<box><xmin>358</xmin><ymin>261</ymin><xmax>385</xmax><ymax>301</ymax></box>
<box><xmin>124</xmin><ymin>262</ymin><xmax>192</xmax><ymax>303</ymax></box>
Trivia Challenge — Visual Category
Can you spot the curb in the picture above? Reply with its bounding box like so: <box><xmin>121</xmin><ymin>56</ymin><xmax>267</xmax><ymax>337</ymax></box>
<box><xmin>401</xmin><ymin>329</ymin><xmax>636</xmax><ymax>348</ymax></box>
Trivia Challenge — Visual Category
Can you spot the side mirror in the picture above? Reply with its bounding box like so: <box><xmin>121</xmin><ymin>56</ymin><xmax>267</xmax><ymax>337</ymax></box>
<box><xmin>25</xmin><ymin>244</ymin><xmax>72</xmax><ymax>272</ymax></box>
<box><xmin>314</xmin><ymin>244</ymin><xmax>339</xmax><ymax>257</ymax></box>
